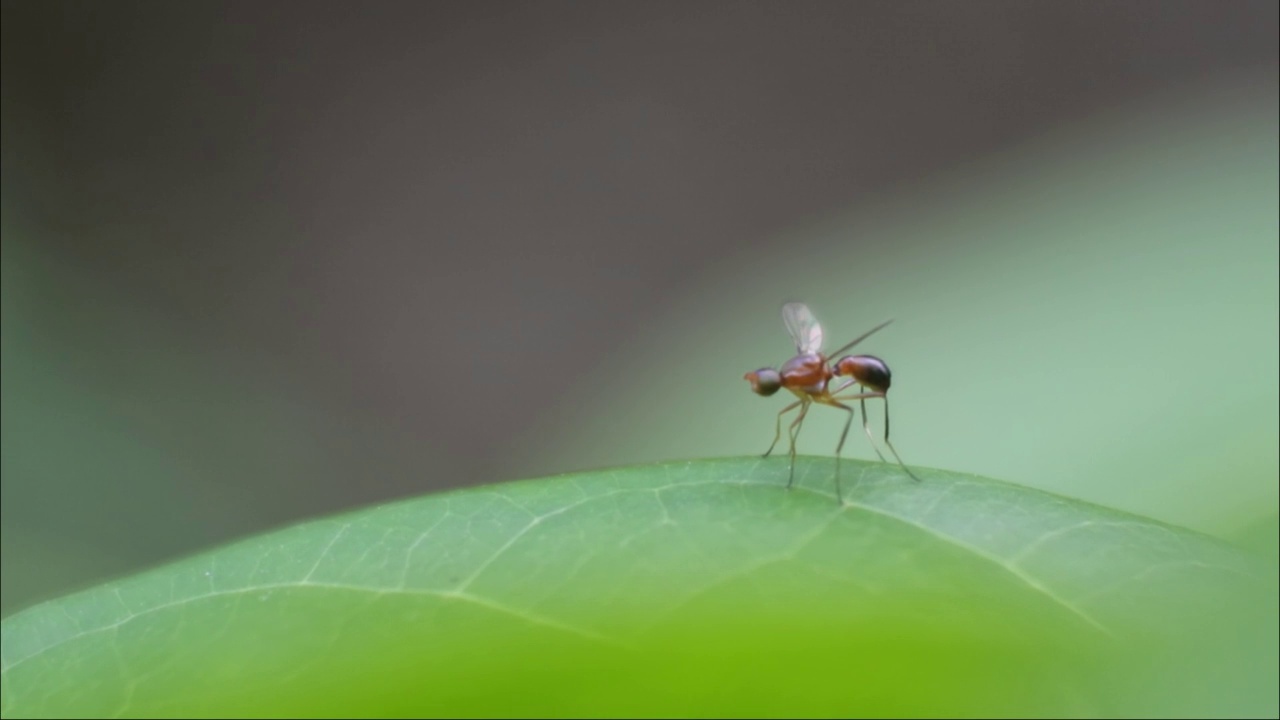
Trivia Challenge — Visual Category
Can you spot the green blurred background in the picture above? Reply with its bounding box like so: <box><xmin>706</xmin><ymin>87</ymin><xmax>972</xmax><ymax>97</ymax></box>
<box><xmin>2</xmin><ymin>1</ymin><xmax>1277</xmax><ymax>618</ymax></box>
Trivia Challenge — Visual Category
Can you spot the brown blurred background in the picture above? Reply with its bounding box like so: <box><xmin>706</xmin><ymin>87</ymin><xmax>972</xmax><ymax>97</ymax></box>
<box><xmin>3</xmin><ymin>1</ymin><xmax>1277</xmax><ymax>616</ymax></box>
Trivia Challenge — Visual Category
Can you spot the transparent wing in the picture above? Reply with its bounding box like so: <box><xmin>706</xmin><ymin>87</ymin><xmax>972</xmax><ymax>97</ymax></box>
<box><xmin>781</xmin><ymin>302</ymin><xmax>823</xmax><ymax>354</ymax></box>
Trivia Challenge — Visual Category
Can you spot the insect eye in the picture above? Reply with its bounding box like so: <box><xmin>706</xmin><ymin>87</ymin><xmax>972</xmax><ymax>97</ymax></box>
<box><xmin>745</xmin><ymin>368</ymin><xmax>781</xmax><ymax>396</ymax></box>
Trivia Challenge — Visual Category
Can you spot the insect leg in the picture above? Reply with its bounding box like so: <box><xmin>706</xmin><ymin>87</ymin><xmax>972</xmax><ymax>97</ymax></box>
<box><xmin>859</xmin><ymin>393</ymin><xmax>888</xmax><ymax>463</ymax></box>
<box><xmin>763</xmin><ymin>400</ymin><xmax>802</xmax><ymax>458</ymax></box>
<box><xmin>822</xmin><ymin>393</ymin><xmax>876</xmax><ymax>504</ymax></box>
<box><xmin>830</xmin><ymin>379</ymin><xmax>888</xmax><ymax>460</ymax></box>
<box><xmin>831</xmin><ymin>399</ymin><xmax>856</xmax><ymax>504</ymax></box>
<box><xmin>881</xmin><ymin>396</ymin><xmax>922</xmax><ymax>482</ymax></box>
<box><xmin>785</xmin><ymin>399</ymin><xmax>811</xmax><ymax>490</ymax></box>
<box><xmin>833</xmin><ymin>384</ymin><xmax>922</xmax><ymax>483</ymax></box>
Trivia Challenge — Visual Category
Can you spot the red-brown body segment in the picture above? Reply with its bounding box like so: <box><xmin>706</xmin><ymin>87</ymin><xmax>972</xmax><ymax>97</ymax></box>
<box><xmin>779</xmin><ymin>352</ymin><xmax>832</xmax><ymax>396</ymax></box>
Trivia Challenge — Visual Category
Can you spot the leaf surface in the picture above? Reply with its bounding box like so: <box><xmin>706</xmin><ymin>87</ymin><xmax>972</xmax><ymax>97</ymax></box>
<box><xmin>1</xmin><ymin>458</ymin><xmax>1272</xmax><ymax>717</ymax></box>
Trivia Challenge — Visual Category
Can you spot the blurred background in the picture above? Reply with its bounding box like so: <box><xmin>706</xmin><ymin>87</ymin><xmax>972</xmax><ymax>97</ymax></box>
<box><xmin>2</xmin><ymin>1</ymin><xmax>1276</xmax><ymax>617</ymax></box>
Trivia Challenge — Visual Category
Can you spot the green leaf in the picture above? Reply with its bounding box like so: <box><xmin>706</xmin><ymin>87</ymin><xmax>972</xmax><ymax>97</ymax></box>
<box><xmin>1</xmin><ymin>458</ymin><xmax>1273</xmax><ymax>718</ymax></box>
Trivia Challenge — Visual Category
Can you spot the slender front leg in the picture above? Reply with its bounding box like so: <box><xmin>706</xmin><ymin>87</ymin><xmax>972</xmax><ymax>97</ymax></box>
<box><xmin>763</xmin><ymin>400</ymin><xmax>802</xmax><ymax>458</ymax></box>
<box><xmin>785</xmin><ymin>400</ymin><xmax>811</xmax><ymax>490</ymax></box>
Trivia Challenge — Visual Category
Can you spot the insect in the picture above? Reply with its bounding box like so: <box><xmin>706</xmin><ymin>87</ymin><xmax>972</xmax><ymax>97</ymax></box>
<box><xmin>743</xmin><ymin>301</ymin><xmax>920</xmax><ymax>503</ymax></box>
